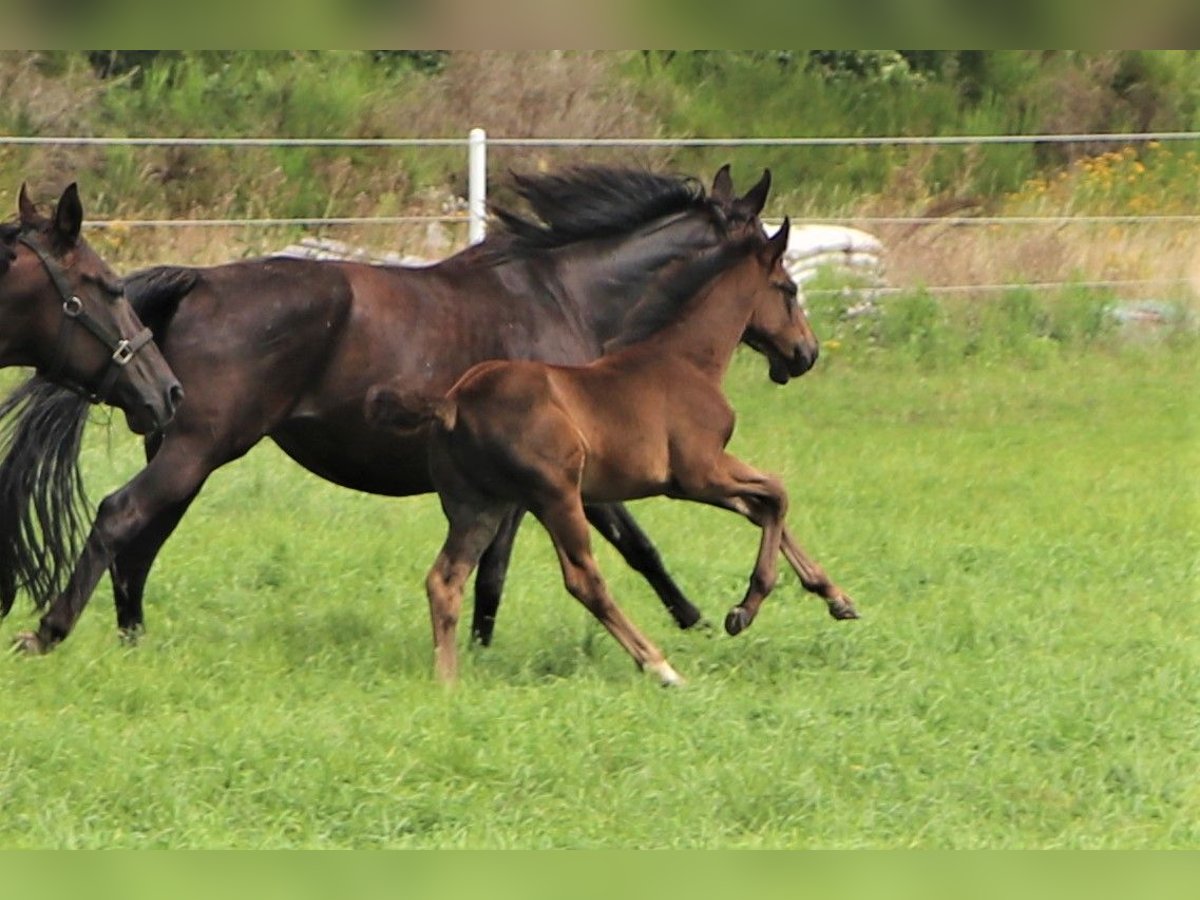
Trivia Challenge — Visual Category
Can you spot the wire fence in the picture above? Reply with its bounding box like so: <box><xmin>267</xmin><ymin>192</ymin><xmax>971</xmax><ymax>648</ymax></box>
<box><xmin>4</xmin><ymin>130</ymin><xmax>1198</xmax><ymax>297</ymax></box>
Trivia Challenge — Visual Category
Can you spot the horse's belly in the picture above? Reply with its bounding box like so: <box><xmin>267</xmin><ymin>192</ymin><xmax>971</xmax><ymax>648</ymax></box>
<box><xmin>270</xmin><ymin>419</ymin><xmax>434</xmax><ymax>496</ymax></box>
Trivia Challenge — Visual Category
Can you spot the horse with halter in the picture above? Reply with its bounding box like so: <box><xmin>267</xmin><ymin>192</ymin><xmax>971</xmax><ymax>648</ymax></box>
<box><xmin>0</xmin><ymin>183</ymin><xmax>181</xmax><ymax>620</ymax></box>
<box><xmin>368</xmin><ymin>218</ymin><xmax>858</xmax><ymax>684</ymax></box>
<box><xmin>2</xmin><ymin>166</ymin><xmax>833</xmax><ymax>654</ymax></box>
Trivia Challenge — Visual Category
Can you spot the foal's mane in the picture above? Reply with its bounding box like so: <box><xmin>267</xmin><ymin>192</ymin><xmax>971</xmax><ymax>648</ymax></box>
<box><xmin>486</xmin><ymin>166</ymin><xmax>714</xmax><ymax>256</ymax></box>
<box><xmin>602</xmin><ymin>231</ymin><xmax>762</xmax><ymax>353</ymax></box>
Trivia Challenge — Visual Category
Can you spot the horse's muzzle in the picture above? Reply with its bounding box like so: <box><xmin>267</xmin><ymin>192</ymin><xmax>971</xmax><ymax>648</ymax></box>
<box><xmin>126</xmin><ymin>381</ymin><xmax>184</xmax><ymax>435</ymax></box>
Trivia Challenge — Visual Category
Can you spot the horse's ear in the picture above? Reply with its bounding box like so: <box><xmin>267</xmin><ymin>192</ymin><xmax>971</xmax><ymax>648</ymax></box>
<box><xmin>767</xmin><ymin>216</ymin><xmax>790</xmax><ymax>262</ymax></box>
<box><xmin>710</xmin><ymin>164</ymin><xmax>733</xmax><ymax>204</ymax></box>
<box><xmin>52</xmin><ymin>183</ymin><xmax>83</xmax><ymax>246</ymax></box>
<box><xmin>737</xmin><ymin>168</ymin><xmax>771</xmax><ymax>218</ymax></box>
<box><xmin>18</xmin><ymin>183</ymin><xmax>38</xmax><ymax>225</ymax></box>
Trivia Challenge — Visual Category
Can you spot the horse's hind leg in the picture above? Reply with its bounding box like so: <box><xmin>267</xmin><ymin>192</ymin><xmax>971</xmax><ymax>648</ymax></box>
<box><xmin>535</xmin><ymin>495</ymin><xmax>683</xmax><ymax>686</ymax></box>
<box><xmin>470</xmin><ymin>507</ymin><xmax>525</xmax><ymax>647</ymax></box>
<box><xmin>584</xmin><ymin>503</ymin><xmax>706</xmax><ymax>630</ymax></box>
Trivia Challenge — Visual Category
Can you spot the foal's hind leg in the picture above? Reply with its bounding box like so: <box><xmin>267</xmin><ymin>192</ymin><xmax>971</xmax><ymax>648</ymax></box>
<box><xmin>535</xmin><ymin>495</ymin><xmax>683</xmax><ymax>686</ymax></box>
<box><xmin>471</xmin><ymin>501</ymin><xmax>705</xmax><ymax>649</ymax></box>
<box><xmin>427</xmin><ymin>500</ymin><xmax>511</xmax><ymax>683</ymax></box>
<box><xmin>585</xmin><ymin>503</ymin><xmax>706</xmax><ymax>631</ymax></box>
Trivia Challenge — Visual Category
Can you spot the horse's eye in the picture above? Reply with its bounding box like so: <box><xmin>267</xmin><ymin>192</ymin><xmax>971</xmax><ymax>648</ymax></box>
<box><xmin>89</xmin><ymin>274</ymin><xmax>124</xmax><ymax>299</ymax></box>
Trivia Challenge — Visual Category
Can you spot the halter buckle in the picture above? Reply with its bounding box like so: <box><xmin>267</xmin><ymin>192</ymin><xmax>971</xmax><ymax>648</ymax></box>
<box><xmin>63</xmin><ymin>296</ymin><xmax>83</xmax><ymax>317</ymax></box>
<box><xmin>111</xmin><ymin>340</ymin><xmax>135</xmax><ymax>366</ymax></box>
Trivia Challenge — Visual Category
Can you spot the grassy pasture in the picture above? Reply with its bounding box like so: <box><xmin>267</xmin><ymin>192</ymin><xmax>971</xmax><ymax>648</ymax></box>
<box><xmin>0</xmin><ymin>339</ymin><xmax>1196</xmax><ymax>848</ymax></box>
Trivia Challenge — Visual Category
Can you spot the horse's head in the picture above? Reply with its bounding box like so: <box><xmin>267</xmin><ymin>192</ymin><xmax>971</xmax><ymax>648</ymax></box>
<box><xmin>742</xmin><ymin>218</ymin><xmax>819</xmax><ymax>384</ymax></box>
<box><xmin>709</xmin><ymin>164</ymin><xmax>772</xmax><ymax>241</ymax></box>
<box><xmin>2</xmin><ymin>184</ymin><xmax>182</xmax><ymax>434</ymax></box>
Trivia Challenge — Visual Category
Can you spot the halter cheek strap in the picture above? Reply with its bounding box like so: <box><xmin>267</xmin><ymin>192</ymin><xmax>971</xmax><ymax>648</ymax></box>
<box><xmin>17</xmin><ymin>233</ymin><xmax>155</xmax><ymax>404</ymax></box>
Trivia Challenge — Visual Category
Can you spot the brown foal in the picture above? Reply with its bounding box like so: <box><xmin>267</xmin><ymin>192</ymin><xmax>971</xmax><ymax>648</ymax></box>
<box><xmin>368</xmin><ymin>219</ymin><xmax>858</xmax><ymax>684</ymax></box>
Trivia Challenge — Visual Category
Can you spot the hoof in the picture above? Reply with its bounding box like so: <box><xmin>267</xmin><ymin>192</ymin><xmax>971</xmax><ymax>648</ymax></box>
<box><xmin>118</xmin><ymin>626</ymin><xmax>144</xmax><ymax>647</ymax></box>
<box><xmin>724</xmin><ymin>607</ymin><xmax>752</xmax><ymax>636</ymax></box>
<box><xmin>673</xmin><ymin>608</ymin><xmax>706</xmax><ymax>631</ymax></box>
<box><xmin>647</xmin><ymin>660</ymin><xmax>685</xmax><ymax>687</ymax></box>
<box><xmin>10</xmin><ymin>631</ymin><xmax>48</xmax><ymax>656</ymax></box>
<box><xmin>828</xmin><ymin>597</ymin><xmax>860</xmax><ymax>620</ymax></box>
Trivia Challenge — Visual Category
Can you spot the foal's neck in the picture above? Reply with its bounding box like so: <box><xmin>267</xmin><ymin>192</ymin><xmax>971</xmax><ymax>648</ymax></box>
<box><xmin>637</xmin><ymin>260</ymin><xmax>755</xmax><ymax>384</ymax></box>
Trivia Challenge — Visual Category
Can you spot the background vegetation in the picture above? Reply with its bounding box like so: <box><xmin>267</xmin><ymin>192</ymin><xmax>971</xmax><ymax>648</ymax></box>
<box><xmin>5</xmin><ymin>50</ymin><xmax>1200</xmax><ymax>216</ymax></box>
<box><xmin>4</xmin><ymin>50</ymin><xmax>1197</xmax><ymax>299</ymax></box>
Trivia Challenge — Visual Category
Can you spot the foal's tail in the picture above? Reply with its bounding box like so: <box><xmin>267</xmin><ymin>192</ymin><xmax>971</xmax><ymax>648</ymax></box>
<box><xmin>365</xmin><ymin>382</ymin><xmax>457</xmax><ymax>432</ymax></box>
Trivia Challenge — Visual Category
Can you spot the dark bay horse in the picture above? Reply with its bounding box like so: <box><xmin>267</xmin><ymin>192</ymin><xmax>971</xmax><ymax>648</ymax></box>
<box><xmin>4</xmin><ymin>166</ymin><xmax>799</xmax><ymax>654</ymax></box>
<box><xmin>0</xmin><ymin>183</ymin><xmax>181</xmax><ymax>619</ymax></box>
<box><xmin>367</xmin><ymin>219</ymin><xmax>858</xmax><ymax>684</ymax></box>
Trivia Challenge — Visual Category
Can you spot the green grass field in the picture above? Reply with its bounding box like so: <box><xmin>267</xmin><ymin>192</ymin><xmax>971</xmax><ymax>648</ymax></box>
<box><xmin>0</xmin><ymin>338</ymin><xmax>1196</xmax><ymax>848</ymax></box>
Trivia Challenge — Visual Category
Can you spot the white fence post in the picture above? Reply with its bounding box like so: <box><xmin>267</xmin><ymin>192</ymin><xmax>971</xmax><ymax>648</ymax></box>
<box><xmin>468</xmin><ymin>127</ymin><xmax>487</xmax><ymax>244</ymax></box>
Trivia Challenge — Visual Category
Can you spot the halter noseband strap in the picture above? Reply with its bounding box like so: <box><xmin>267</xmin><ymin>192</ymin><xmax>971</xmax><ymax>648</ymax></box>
<box><xmin>16</xmin><ymin>232</ymin><xmax>154</xmax><ymax>404</ymax></box>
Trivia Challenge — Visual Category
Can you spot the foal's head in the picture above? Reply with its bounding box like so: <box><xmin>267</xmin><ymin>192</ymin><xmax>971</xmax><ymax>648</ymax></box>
<box><xmin>742</xmin><ymin>218</ymin><xmax>818</xmax><ymax>384</ymax></box>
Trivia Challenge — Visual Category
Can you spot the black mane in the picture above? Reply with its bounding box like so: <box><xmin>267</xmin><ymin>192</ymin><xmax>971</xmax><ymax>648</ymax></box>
<box><xmin>603</xmin><ymin>232</ymin><xmax>762</xmax><ymax>353</ymax></box>
<box><xmin>124</xmin><ymin>265</ymin><xmax>203</xmax><ymax>342</ymax></box>
<box><xmin>489</xmin><ymin>166</ymin><xmax>713</xmax><ymax>254</ymax></box>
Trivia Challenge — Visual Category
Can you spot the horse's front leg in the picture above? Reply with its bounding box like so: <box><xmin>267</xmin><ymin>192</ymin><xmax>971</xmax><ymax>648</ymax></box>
<box><xmin>16</xmin><ymin>440</ymin><xmax>210</xmax><ymax>654</ymax></box>
<box><xmin>584</xmin><ymin>502</ymin><xmax>706</xmax><ymax>630</ymax></box>
<box><xmin>470</xmin><ymin>507</ymin><xmax>525</xmax><ymax>647</ymax></box>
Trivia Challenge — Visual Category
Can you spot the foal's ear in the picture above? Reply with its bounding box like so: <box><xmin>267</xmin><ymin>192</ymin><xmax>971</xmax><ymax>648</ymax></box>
<box><xmin>710</xmin><ymin>164</ymin><xmax>734</xmax><ymax>204</ymax></box>
<box><xmin>52</xmin><ymin>183</ymin><xmax>83</xmax><ymax>246</ymax></box>
<box><xmin>737</xmin><ymin>168</ymin><xmax>771</xmax><ymax>218</ymax></box>
<box><xmin>766</xmin><ymin>216</ymin><xmax>791</xmax><ymax>262</ymax></box>
<box><xmin>17</xmin><ymin>183</ymin><xmax>39</xmax><ymax>225</ymax></box>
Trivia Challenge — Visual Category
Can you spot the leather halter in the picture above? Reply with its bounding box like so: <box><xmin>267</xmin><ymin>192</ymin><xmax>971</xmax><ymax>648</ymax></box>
<box><xmin>17</xmin><ymin>233</ymin><xmax>155</xmax><ymax>404</ymax></box>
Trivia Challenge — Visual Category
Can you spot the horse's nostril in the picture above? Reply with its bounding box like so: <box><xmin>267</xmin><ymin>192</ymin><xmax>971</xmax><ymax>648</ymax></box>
<box><xmin>167</xmin><ymin>383</ymin><xmax>184</xmax><ymax>413</ymax></box>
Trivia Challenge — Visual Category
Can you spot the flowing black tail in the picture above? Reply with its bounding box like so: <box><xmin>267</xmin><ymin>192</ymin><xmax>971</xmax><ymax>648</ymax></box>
<box><xmin>0</xmin><ymin>376</ymin><xmax>90</xmax><ymax>615</ymax></box>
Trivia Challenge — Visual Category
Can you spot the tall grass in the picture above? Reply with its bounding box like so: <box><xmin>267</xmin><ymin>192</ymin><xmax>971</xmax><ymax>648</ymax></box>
<box><xmin>0</xmin><ymin>322</ymin><xmax>1194</xmax><ymax>847</ymax></box>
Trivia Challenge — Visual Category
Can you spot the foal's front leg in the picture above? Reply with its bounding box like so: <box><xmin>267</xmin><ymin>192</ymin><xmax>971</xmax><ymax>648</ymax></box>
<box><xmin>675</xmin><ymin>453</ymin><xmax>789</xmax><ymax>636</ymax></box>
<box><xmin>780</xmin><ymin>526</ymin><xmax>859</xmax><ymax>621</ymax></box>
<box><xmin>685</xmin><ymin>459</ymin><xmax>858</xmax><ymax>631</ymax></box>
